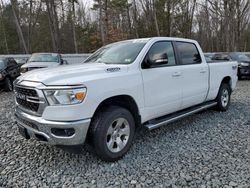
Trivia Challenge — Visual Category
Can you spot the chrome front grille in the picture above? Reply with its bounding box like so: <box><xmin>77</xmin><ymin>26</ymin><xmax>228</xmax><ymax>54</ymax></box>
<box><xmin>14</xmin><ymin>81</ymin><xmax>48</xmax><ymax>116</ymax></box>
<box><xmin>15</xmin><ymin>86</ymin><xmax>40</xmax><ymax>112</ymax></box>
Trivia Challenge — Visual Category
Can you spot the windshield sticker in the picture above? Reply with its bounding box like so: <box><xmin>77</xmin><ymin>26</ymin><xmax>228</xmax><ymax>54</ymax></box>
<box><xmin>125</xmin><ymin>59</ymin><xmax>131</xmax><ymax>62</ymax></box>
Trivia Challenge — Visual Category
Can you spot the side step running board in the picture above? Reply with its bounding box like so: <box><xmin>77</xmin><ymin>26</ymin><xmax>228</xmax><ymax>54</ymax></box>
<box><xmin>144</xmin><ymin>101</ymin><xmax>217</xmax><ymax>130</ymax></box>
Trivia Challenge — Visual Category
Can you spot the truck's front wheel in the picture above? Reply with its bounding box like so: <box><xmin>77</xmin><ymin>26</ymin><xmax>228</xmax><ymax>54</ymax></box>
<box><xmin>88</xmin><ymin>106</ymin><xmax>135</xmax><ymax>162</ymax></box>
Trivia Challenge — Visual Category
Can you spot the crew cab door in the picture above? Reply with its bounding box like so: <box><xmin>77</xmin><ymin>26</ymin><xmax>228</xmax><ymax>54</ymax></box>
<box><xmin>174</xmin><ymin>42</ymin><xmax>209</xmax><ymax>109</ymax></box>
<box><xmin>141</xmin><ymin>41</ymin><xmax>182</xmax><ymax>121</ymax></box>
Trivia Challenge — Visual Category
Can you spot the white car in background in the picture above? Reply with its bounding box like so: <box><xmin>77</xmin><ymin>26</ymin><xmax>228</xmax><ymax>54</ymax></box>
<box><xmin>20</xmin><ymin>53</ymin><xmax>67</xmax><ymax>73</ymax></box>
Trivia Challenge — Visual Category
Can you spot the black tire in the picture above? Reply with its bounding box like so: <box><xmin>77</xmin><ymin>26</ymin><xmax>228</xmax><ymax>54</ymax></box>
<box><xmin>215</xmin><ymin>83</ymin><xmax>231</xmax><ymax>111</ymax></box>
<box><xmin>4</xmin><ymin>77</ymin><xmax>13</xmax><ymax>92</ymax></box>
<box><xmin>87</xmin><ymin>106</ymin><xmax>135</xmax><ymax>162</ymax></box>
<box><xmin>238</xmin><ymin>74</ymin><xmax>242</xmax><ymax>80</ymax></box>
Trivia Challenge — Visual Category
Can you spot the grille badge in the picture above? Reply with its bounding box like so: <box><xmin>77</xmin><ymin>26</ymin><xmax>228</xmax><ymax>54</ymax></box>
<box><xmin>16</xmin><ymin>93</ymin><xmax>26</xmax><ymax>100</ymax></box>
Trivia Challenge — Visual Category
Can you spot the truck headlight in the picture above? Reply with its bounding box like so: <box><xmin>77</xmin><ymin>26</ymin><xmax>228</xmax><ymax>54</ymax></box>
<box><xmin>43</xmin><ymin>88</ymin><xmax>87</xmax><ymax>105</ymax></box>
<box><xmin>239</xmin><ymin>62</ymin><xmax>249</xmax><ymax>67</ymax></box>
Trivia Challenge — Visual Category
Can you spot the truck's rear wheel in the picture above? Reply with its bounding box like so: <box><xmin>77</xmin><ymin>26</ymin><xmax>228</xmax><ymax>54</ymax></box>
<box><xmin>215</xmin><ymin>83</ymin><xmax>231</xmax><ymax>111</ymax></box>
<box><xmin>88</xmin><ymin>106</ymin><xmax>135</xmax><ymax>162</ymax></box>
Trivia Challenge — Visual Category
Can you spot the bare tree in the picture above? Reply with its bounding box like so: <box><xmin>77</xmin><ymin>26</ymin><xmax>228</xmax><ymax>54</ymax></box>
<box><xmin>1</xmin><ymin>0</ymin><xmax>250</xmax><ymax>54</ymax></box>
<box><xmin>98</xmin><ymin>0</ymin><xmax>106</xmax><ymax>45</ymax></box>
<box><xmin>69</xmin><ymin>0</ymin><xmax>78</xmax><ymax>53</ymax></box>
<box><xmin>0</xmin><ymin>0</ymin><xmax>9</xmax><ymax>53</ymax></box>
<box><xmin>132</xmin><ymin>0</ymin><xmax>139</xmax><ymax>37</ymax></box>
<box><xmin>44</xmin><ymin>0</ymin><xmax>62</xmax><ymax>52</ymax></box>
<box><xmin>152</xmin><ymin>0</ymin><xmax>160</xmax><ymax>36</ymax></box>
<box><xmin>10</xmin><ymin>0</ymin><xmax>28</xmax><ymax>53</ymax></box>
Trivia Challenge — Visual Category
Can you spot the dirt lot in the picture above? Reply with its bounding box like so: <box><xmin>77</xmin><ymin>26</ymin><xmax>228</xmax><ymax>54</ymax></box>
<box><xmin>0</xmin><ymin>81</ymin><xmax>250</xmax><ymax>188</ymax></box>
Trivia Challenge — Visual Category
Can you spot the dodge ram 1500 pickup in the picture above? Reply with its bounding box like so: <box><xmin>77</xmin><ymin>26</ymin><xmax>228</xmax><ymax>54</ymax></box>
<box><xmin>14</xmin><ymin>37</ymin><xmax>238</xmax><ymax>161</ymax></box>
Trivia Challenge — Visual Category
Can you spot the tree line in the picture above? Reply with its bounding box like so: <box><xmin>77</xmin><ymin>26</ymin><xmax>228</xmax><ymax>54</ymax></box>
<box><xmin>0</xmin><ymin>0</ymin><xmax>250</xmax><ymax>54</ymax></box>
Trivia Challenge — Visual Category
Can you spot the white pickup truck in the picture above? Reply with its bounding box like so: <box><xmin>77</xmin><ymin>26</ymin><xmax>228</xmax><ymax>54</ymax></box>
<box><xmin>14</xmin><ymin>37</ymin><xmax>238</xmax><ymax>161</ymax></box>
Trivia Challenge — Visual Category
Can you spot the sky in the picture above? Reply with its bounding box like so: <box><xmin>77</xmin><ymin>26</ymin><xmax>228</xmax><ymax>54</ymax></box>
<box><xmin>80</xmin><ymin>0</ymin><xmax>94</xmax><ymax>8</ymax></box>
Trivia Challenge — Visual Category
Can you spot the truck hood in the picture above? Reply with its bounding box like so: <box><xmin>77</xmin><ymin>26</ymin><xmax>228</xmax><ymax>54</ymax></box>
<box><xmin>239</xmin><ymin>61</ymin><xmax>250</xmax><ymax>64</ymax></box>
<box><xmin>22</xmin><ymin>61</ymin><xmax>59</xmax><ymax>69</ymax></box>
<box><xmin>18</xmin><ymin>63</ymin><xmax>128</xmax><ymax>85</ymax></box>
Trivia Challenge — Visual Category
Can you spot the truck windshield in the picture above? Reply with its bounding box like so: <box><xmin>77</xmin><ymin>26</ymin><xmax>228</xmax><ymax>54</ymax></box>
<box><xmin>84</xmin><ymin>40</ymin><xmax>148</xmax><ymax>64</ymax></box>
<box><xmin>29</xmin><ymin>54</ymin><xmax>59</xmax><ymax>63</ymax></box>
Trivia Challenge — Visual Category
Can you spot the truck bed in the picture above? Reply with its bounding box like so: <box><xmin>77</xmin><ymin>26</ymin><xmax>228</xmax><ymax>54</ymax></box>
<box><xmin>206</xmin><ymin>61</ymin><xmax>238</xmax><ymax>101</ymax></box>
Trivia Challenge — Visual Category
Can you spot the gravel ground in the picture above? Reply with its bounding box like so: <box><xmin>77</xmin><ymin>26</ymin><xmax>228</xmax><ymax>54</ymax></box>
<box><xmin>0</xmin><ymin>81</ymin><xmax>250</xmax><ymax>188</ymax></box>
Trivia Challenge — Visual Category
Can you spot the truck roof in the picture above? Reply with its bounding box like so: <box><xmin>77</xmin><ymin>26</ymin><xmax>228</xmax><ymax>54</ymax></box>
<box><xmin>126</xmin><ymin>37</ymin><xmax>198</xmax><ymax>44</ymax></box>
<box><xmin>31</xmin><ymin>53</ymin><xmax>60</xmax><ymax>55</ymax></box>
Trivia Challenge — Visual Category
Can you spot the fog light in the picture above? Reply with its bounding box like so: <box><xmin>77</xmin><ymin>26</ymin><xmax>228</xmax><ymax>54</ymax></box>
<box><xmin>51</xmin><ymin>128</ymin><xmax>75</xmax><ymax>137</ymax></box>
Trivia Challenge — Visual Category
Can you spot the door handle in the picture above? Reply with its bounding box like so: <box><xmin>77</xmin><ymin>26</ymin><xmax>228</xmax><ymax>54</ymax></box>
<box><xmin>200</xmin><ymin>69</ymin><xmax>207</xmax><ymax>73</ymax></box>
<box><xmin>172</xmin><ymin>72</ymin><xmax>182</xmax><ymax>77</ymax></box>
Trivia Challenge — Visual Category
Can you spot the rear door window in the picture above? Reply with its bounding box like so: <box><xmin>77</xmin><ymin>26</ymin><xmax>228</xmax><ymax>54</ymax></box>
<box><xmin>176</xmin><ymin>42</ymin><xmax>201</xmax><ymax>65</ymax></box>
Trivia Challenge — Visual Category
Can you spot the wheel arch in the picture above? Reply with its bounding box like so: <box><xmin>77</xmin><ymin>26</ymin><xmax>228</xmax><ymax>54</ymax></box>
<box><xmin>215</xmin><ymin>76</ymin><xmax>232</xmax><ymax>98</ymax></box>
<box><xmin>92</xmin><ymin>95</ymin><xmax>141</xmax><ymax>127</ymax></box>
<box><xmin>220</xmin><ymin>76</ymin><xmax>232</xmax><ymax>92</ymax></box>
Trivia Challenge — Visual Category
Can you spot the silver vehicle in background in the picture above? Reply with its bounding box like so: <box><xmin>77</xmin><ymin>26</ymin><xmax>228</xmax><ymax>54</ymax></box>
<box><xmin>204</xmin><ymin>53</ymin><xmax>215</xmax><ymax>62</ymax></box>
<box><xmin>21</xmin><ymin>53</ymin><xmax>67</xmax><ymax>74</ymax></box>
<box><xmin>241</xmin><ymin>52</ymin><xmax>250</xmax><ymax>59</ymax></box>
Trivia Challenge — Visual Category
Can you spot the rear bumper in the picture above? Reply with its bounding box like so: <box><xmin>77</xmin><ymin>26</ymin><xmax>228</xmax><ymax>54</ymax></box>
<box><xmin>15</xmin><ymin>108</ymin><xmax>91</xmax><ymax>146</ymax></box>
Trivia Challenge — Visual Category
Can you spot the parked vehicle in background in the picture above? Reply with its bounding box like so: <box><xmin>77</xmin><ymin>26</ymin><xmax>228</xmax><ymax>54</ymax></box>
<box><xmin>212</xmin><ymin>53</ymin><xmax>232</xmax><ymax>61</ymax></box>
<box><xmin>20</xmin><ymin>53</ymin><xmax>68</xmax><ymax>74</ymax></box>
<box><xmin>14</xmin><ymin>37</ymin><xmax>238</xmax><ymax>161</ymax></box>
<box><xmin>242</xmin><ymin>52</ymin><xmax>250</xmax><ymax>59</ymax></box>
<box><xmin>15</xmin><ymin>57</ymin><xmax>28</xmax><ymax>66</ymax></box>
<box><xmin>228</xmin><ymin>52</ymin><xmax>250</xmax><ymax>79</ymax></box>
<box><xmin>204</xmin><ymin>54</ymin><xmax>212</xmax><ymax>62</ymax></box>
<box><xmin>0</xmin><ymin>58</ymin><xmax>20</xmax><ymax>91</ymax></box>
<box><xmin>204</xmin><ymin>53</ymin><xmax>215</xmax><ymax>61</ymax></box>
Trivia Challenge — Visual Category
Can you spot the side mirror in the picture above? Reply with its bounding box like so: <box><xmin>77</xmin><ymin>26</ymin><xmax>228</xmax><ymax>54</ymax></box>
<box><xmin>60</xmin><ymin>59</ymin><xmax>68</xmax><ymax>65</ymax></box>
<box><xmin>155</xmin><ymin>58</ymin><xmax>168</xmax><ymax>64</ymax></box>
<box><xmin>152</xmin><ymin>53</ymin><xmax>169</xmax><ymax>67</ymax></box>
<box><xmin>142</xmin><ymin>55</ymin><xmax>169</xmax><ymax>69</ymax></box>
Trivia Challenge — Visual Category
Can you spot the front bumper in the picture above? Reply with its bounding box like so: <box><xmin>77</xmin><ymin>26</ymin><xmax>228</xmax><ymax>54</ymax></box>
<box><xmin>15</xmin><ymin>108</ymin><xmax>91</xmax><ymax>146</ymax></box>
<box><xmin>239</xmin><ymin>67</ymin><xmax>250</xmax><ymax>76</ymax></box>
